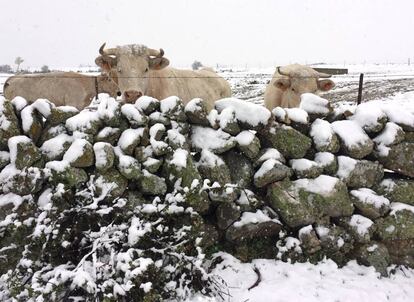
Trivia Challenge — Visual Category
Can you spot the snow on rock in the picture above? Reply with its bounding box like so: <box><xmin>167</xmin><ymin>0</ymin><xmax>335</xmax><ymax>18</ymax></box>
<box><xmin>336</xmin><ymin>155</ymin><xmax>357</xmax><ymax>179</ymax></box>
<box><xmin>285</xmin><ymin>108</ymin><xmax>309</xmax><ymax>124</ymax></box>
<box><xmin>170</xmin><ymin>148</ymin><xmax>188</xmax><ymax>170</ymax></box>
<box><xmin>373</xmin><ymin>122</ymin><xmax>404</xmax><ymax>146</ymax></box>
<box><xmin>390</xmin><ymin>202</ymin><xmax>414</xmax><ymax>216</ymax></box>
<box><xmin>11</xmin><ymin>96</ymin><xmax>28</xmax><ymax>111</ymax></box>
<box><xmin>350</xmin><ymin>188</ymin><xmax>390</xmax><ymax>209</ymax></box>
<box><xmin>198</xmin><ymin>149</ymin><xmax>225</xmax><ymax>168</ymax></box>
<box><xmin>300</xmin><ymin>93</ymin><xmax>332</xmax><ymax>115</ymax></box>
<box><xmin>191</xmin><ymin>126</ymin><xmax>235</xmax><ymax>153</ymax></box>
<box><xmin>314</xmin><ymin>152</ymin><xmax>335</xmax><ymax>166</ymax></box>
<box><xmin>62</xmin><ymin>139</ymin><xmax>91</xmax><ymax>164</ymax></box>
<box><xmin>294</xmin><ymin>175</ymin><xmax>339</xmax><ymax>196</ymax></box>
<box><xmin>66</xmin><ymin>110</ymin><xmax>101</xmax><ymax>133</ymax></box>
<box><xmin>121</xmin><ymin>103</ymin><xmax>147</xmax><ymax>126</ymax></box>
<box><xmin>255</xmin><ymin>148</ymin><xmax>285</xmax><ymax>165</ymax></box>
<box><xmin>8</xmin><ymin>135</ymin><xmax>32</xmax><ymax>165</ymax></box>
<box><xmin>381</xmin><ymin>103</ymin><xmax>414</xmax><ymax>130</ymax></box>
<box><xmin>40</xmin><ymin>133</ymin><xmax>73</xmax><ymax>160</ymax></box>
<box><xmin>215</xmin><ymin>98</ymin><xmax>271</xmax><ymax>128</ymax></box>
<box><xmin>254</xmin><ymin>158</ymin><xmax>282</xmax><ymax>179</ymax></box>
<box><xmin>135</xmin><ymin>96</ymin><xmax>159</xmax><ymax>112</ymax></box>
<box><xmin>0</xmin><ymin>192</ymin><xmax>25</xmax><ymax>210</ymax></box>
<box><xmin>32</xmin><ymin>98</ymin><xmax>54</xmax><ymax>118</ymax></box>
<box><xmin>331</xmin><ymin>120</ymin><xmax>372</xmax><ymax>149</ymax></box>
<box><xmin>290</xmin><ymin>158</ymin><xmax>319</xmax><ymax>171</ymax></box>
<box><xmin>233</xmin><ymin>209</ymin><xmax>280</xmax><ymax>228</ymax></box>
<box><xmin>310</xmin><ymin>119</ymin><xmax>335</xmax><ymax>148</ymax></box>
<box><xmin>235</xmin><ymin>130</ymin><xmax>255</xmax><ymax>146</ymax></box>
<box><xmin>118</xmin><ymin>128</ymin><xmax>146</xmax><ymax>151</ymax></box>
<box><xmin>349</xmin><ymin>102</ymin><xmax>387</xmax><ymax>132</ymax></box>
<box><xmin>348</xmin><ymin>214</ymin><xmax>374</xmax><ymax>236</ymax></box>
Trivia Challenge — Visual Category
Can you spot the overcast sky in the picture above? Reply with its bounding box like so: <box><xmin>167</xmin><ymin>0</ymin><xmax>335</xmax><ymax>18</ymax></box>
<box><xmin>1</xmin><ymin>0</ymin><xmax>413</xmax><ymax>70</ymax></box>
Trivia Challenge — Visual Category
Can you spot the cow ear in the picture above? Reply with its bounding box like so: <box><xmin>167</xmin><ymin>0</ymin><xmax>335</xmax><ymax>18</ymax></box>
<box><xmin>149</xmin><ymin>57</ymin><xmax>170</xmax><ymax>70</ymax></box>
<box><xmin>318</xmin><ymin>79</ymin><xmax>335</xmax><ymax>91</ymax></box>
<box><xmin>95</xmin><ymin>56</ymin><xmax>116</xmax><ymax>72</ymax></box>
<box><xmin>274</xmin><ymin>78</ymin><xmax>291</xmax><ymax>91</ymax></box>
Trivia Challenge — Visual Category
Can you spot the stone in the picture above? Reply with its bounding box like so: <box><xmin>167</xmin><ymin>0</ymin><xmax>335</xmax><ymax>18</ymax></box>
<box><xmin>164</xmin><ymin>149</ymin><xmax>201</xmax><ymax>188</ymax></box>
<box><xmin>93</xmin><ymin>142</ymin><xmax>114</xmax><ymax>172</ymax></box>
<box><xmin>216</xmin><ymin>202</ymin><xmax>241</xmax><ymax>230</ymax></box>
<box><xmin>135</xmin><ymin>96</ymin><xmax>160</xmax><ymax>115</ymax></box>
<box><xmin>139</xmin><ymin>171</ymin><xmax>167</xmax><ymax>196</ymax></box>
<box><xmin>209</xmin><ymin>185</ymin><xmax>239</xmax><ymax>204</ymax></box>
<box><xmin>184</xmin><ymin>98</ymin><xmax>212</xmax><ymax>126</ymax></box>
<box><xmin>95</xmin><ymin>127</ymin><xmax>121</xmax><ymax>145</ymax></box>
<box><xmin>0</xmin><ymin>151</ymin><xmax>10</xmax><ymax>170</ymax></box>
<box><xmin>8</xmin><ymin>136</ymin><xmax>42</xmax><ymax>170</ymax></box>
<box><xmin>63</xmin><ymin>139</ymin><xmax>94</xmax><ymax>168</ymax></box>
<box><xmin>226</xmin><ymin>219</ymin><xmax>282</xmax><ymax>244</ymax></box>
<box><xmin>118</xmin><ymin>128</ymin><xmax>147</xmax><ymax>155</ymax></box>
<box><xmin>350</xmin><ymin>188</ymin><xmax>390</xmax><ymax>219</ymax></box>
<box><xmin>117</xmin><ymin>155</ymin><xmax>142</xmax><ymax>180</ymax></box>
<box><xmin>309</xmin><ymin>119</ymin><xmax>340</xmax><ymax>153</ymax></box>
<box><xmin>0</xmin><ymin>166</ymin><xmax>44</xmax><ymax>195</ymax></box>
<box><xmin>236</xmin><ymin>131</ymin><xmax>261</xmax><ymax>159</ymax></box>
<box><xmin>314</xmin><ymin>152</ymin><xmax>337</xmax><ymax>175</ymax></box>
<box><xmin>160</xmin><ymin>96</ymin><xmax>187</xmax><ymax>122</ymax></box>
<box><xmin>218</xmin><ymin>107</ymin><xmax>241</xmax><ymax>135</ymax></box>
<box><xmin>375</xmin><ymin>178</ymin><xmax>414</xmax><ymax>206</ymax></box>
<box><xmin>377</xmin><ymin>142</ymin><xmax>414</xmax><ymax>178</ymax></box>
<box><xmin>197</xmin><ymin>150</ymin><xmax>231</xmax><ymax>185</ymax></box>
<box><xmin>289</xmin><ymin>158</ymin><xmax>323</xmax><ymax>179</ymax></box>
<box><xmin>259</xmin><ymin>124</ymin><xmax>312</xmax><ymax>159</ymax></box>
<box><xmin>338</xmin><ymin>215</ymin><xmax>374</xmax><ymax>244</ymax></box>
<box><xmin>0</xmin><ymin>99</ymin><xmax>21</xmax><ymax>150</ymax></box>
<box><xmin>298</xmin><ymin>225</ymin><xmax>321</xmax><ymax>254</ymax></box>
<box><xmin>191</xmin><ymin>126</ymin><xmax>236</xmax><ymax>154</ymax></box>
<box><xmin>254</xmin><ymin>159</ymin><xmax>292</xmax><ymax>188</ymax></box>
<box><xmin>184</xmin><ymin>184</ymin><xmax>211</xmax><ymax>214</ymax></box>
<box><xmin>20</xmin><ymin>105</ymin><xmax>43</xmax><ymax>143</ymax></box>
<box><xmin>336</xmin><ymin>156</ymin><xmax>384</xmax><ymax>189</ymax></box>
<box><xmin>94</xmin><ymin>168</ymin><xmax>128</xmax><ymax>199</ymax></box>
<box><xmin>121</xmin><ymin>103</ymin><xmax>148</xmax><ymax>128</ymax></box>
<box><xmin>223</xmin><ymin>151</ymin><xmax>253</xmax><ymax>187</ymax></box>
<box><xmin>267</xmin><ymin>181</ymin><xmax>317</xmax><ymax>228</ymax></box>
<box><xmin>375</xmin><ymin>204</ymin><xmax>414</xmax><ymax>241</ymax></box>
<box><xmin>46</xmin><ymin>161</ymin><xmax>88</xmax><ymax>188</ymax></box>
<box><xmin>142</xmin><ymin>157</ymin><xmax>163</xmax><ymax>174</ymax></box>
<box><xmin>353</xmin><ymin>242</ymin><xmax>391</xmax><ymax>276</ymax></box>
<box><xmin>48</xmin><ymin>106</ymin><xmax>78</xmax><ymax>126</ymax></box>
<box><xmin>148</xmin><ymin>112</ymin><xmax>171</xmax><ymax>127</ymax></box>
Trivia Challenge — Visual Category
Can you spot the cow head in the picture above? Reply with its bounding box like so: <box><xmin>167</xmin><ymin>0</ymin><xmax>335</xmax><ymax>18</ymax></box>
<box><xmin>95</xmin><ymin>43</ymin><xmax>170</xmax><ymax>102</ymax></box>
<box><xmin>274</xmin><ymin>64</ymin><xmax>335</xmax><ymax>107</ymax></box>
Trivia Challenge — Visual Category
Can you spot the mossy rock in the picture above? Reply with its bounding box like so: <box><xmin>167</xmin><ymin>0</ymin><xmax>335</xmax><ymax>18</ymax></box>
<box><xmin>94</xmin><ymin>168</ymin><xmax>128</xmax><ymax>199</ymax></box>
<box><xmin>95</xmin><ymin>127</ymin><xmax>122</xmax><ymax>145</ymax></box>
<box><xmin>0</xmin><ymin>99</ymin><xmax>21</xmax><ymax>149</ymax></box>
<box><xmin>377</xmin><ymin>142</ymin><xmax>414</xmax><ymax>178</ymax></box>
<box><xmin>48</xmin><ymin>106</ymin><xmax>78</xmax><ymax>126</ymax></box>
<box><xmin>139</xmin><ymin>171</ymin><xmax>167</xmax><ymax>196</ymax></box>
<box><xmin>375</xmin><ymin>179</ymin><xmax>414</xmax><ymax>206</ymax></box>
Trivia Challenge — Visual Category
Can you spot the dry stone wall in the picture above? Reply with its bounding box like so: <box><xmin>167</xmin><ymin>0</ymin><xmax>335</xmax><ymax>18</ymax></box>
<box><xmin>0</xmin><ymin>92</ymin><xmax>414</xmax><ymax>299</ymax></box>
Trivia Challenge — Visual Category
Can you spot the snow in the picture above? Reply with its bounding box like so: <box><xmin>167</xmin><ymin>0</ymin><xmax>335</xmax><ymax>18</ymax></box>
<box><xmin>198</xmin><ymin>149</ymin><xmax>225</xmax><ymax>168</ymax></box>
<box><xmin>184</xmin><ymin>98</ymin><xmax>203</xmax><ymax>113</ymax></box>
<box><xmin>272</xmin><ymin>107</ymin><xmax>287</xmax><ymax>121</ymax></box>
<box><xmin>160</xmin><ymin>96</ymin><xmax>181</xmax><ymax>113</ymax></box>
<box><xmin>96</xmin><ymin>127</ymin><xmax>119</xmax><ymax>139</ymax></box>
<box><xmin>40</xmin><ymin>134</ymin><xmax>73</xmax><ymax>159</ymax></box>
<box><xmin>310</xmin><ymin>119</ymin><xmax>335</xmax><ymax>147</ymax></box>
<box><xmin>235</xmin><ymin>130</ymin><xmax>255</xmax><ymax>146</ymax></box>
<box><xmin>389</xmin><ymin>202</ymin><xmax>414</xmax><ymax>216</ymax></box>
<box><xmin>215</xmin><ymin>98</ymin><xmax>271</xmax><ymax>127</ymax></box>
<box><xmin>336</xmin><ymin>156</ymin><xmax>357</xmax><ymax>179</ymax></box>
<box><xmin>66</xmin><ymin>110</ymin><xmax>100</xmax><ymax>133</ymax></box>
<box><xmin>45</xmin><ymin>160</ymin><xmax>70</xmax><ymax>172</ymax></box>
<box><xmin>233</xmin><ymin>210</ymin><xmax>280</xmax><ymax>228</ymax></box>
<box><xmin>381</xmin><ymin>104</ymin><xmax>414</xmax><ymax>129</ymax></box>
<box><xmin>350</xmin><ymin>188</ymin><xmax>390</xmax><ymax>209</ymax></box>
<box><xmin>217</xmin><ymin>107</ymin><xmax>236</xmax><ymax>129</ymax></box>
<box><xmin>63</xmin><ymin>139</ymin><xmax>89</xmax><ymax>163</ymax></box>
<box><xmin>170</xmin><ymin>148</ymin><xmax>188</xmax><ymax>169</ymax></box>
<box><xmin>194</xmin><ymin>252</ymin><xmax>414</xmax><ymax>302</ymax></box>
<box><xmin>294</xmin><ymin>175</ymin><xmax>339</xmax><ymax>196</ymax></box>
<box><xmin>255</xmin><ymin>148</ymin><xmax>285</xmax><ymax>164</ymax></box>
<box><xmin>191</xmin><ymin>126</ymin><xmax>234</xmax><ymax>152</ymax></box>
<box><xmin>11</xmin><ymin>96</ymin><xmax>28</xmax><ymax>111</ymax></box>
<box><xmin>32</xmin><ymin>98</ymin><xmax>54</xmax><ymax>117</ymax></box>
<box><xmin>298</xmin><ymin>225</ymin><xmax>313</xmax><ymax>238</ymax></box>
<box><xmin>135</xmin><ymin>96</ymin><xmax>159</xmax><ymax>112</ymax></box>
<box><xmin>118</xmin><ymin>128</ymin><xmax>145</xmax><ymax>150</ymax></box>
<box><xmin>121</xmin><ymin>103</ymin><xmax>146</xmax><ymax>125</ymax></box>
<box><xmin>290</xmin><ymin>158</ymin><xmax>318</xmax><ymax>171</ymax></box>
<box><xmin>373</xmin><ymin>122</ymin><xmax>403</xmax><ymax>146</ymax></box>
<box><xmin>0</xmin><ymin>192</ymin><xmax>25</xmax><ymax>210</ymax></box>
<box><xmin>349</xmin><ymin>102</ymin><xmax>387</xmax><ymax>130</ymax></box>
<box><xmin>149</xmin><ymin>123</ymin><xmax>166</xmax><ymax>138</ymax></box>
<box><xmin>20</xmin><ymin>105</ymin><xmax>35</xmax><ymax>133</ymax></box>
<box><xmin>349</xmin><ymin>214</ymin><xmax>373</xmax><ymax>236</ymax></box>
<box><xmin>300</xmin><ymin>93</ymin><xmax>331</xmax><ymax>114</ymax></box>
<box><xmin>93</xmin><ymin>142</ymin><xmax>111</xmax><ymax>168</ymax></box>
<box><xmin>285</xmin><ymin>108</ymin><xmax>309</xmax><ymax>123</ymax></box>
<box><xmin>8</xmin><ymin>135</ymin><xmax>32</xmax><ymax>165</ymax></box>
<box><xmin>167</xmin><ymin>129</ymin><xmax>187</xmax><ymax>147</ymax></box>
<box><xmin>314</xmin><ymin>152</ymin><xmax>335</xmax><ymax>167</ymax></box>
<box><xmin>0</xmin><ymin>151</ymin><xmax>10</xmax><ymax>162</ymax></box>
<box><xmin>331</xmin><ymin>120</ymin><xmax>371</xmax><ymax>148</ymax></box>
<box><xmin>254</xmin><ymin>159</ymin><xmax>282</xmax><ymax>179</ymax></box>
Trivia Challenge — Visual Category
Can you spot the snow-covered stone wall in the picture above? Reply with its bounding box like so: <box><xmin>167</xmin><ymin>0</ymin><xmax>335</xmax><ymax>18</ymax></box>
<box><xmin>0</xmin><ymin>93</ymin><xmax>414</xmax><ymax>300</ymax></box>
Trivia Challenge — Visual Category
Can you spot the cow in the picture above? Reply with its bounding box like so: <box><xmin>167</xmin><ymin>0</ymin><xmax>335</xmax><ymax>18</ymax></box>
<box><xmin>95</xmin><ymin>43</ymin><xmax>231</xmax><ymax>106</ymax></box>
<box><xmin>3</xmin><ymin>71</ymin><xmax>120</xmax><ymax>110</ymax></box>
<box><xmin>264</xmin><ymin>64</ymin><xmax>335</xmax><ymax>109</ymax></box>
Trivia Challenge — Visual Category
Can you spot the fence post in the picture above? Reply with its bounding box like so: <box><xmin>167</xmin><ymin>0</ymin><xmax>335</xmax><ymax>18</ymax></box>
<box><xmin>357</xmin><ymin>73</ymin><xmax>364</xmax><ymax>105</ymax></box>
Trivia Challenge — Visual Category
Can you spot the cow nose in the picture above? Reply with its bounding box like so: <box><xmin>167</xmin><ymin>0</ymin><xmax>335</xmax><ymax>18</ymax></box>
<box><xmin>124</xmin><ymin>90</ymin><xmax>142</xmax><ymax>102</ymax></box>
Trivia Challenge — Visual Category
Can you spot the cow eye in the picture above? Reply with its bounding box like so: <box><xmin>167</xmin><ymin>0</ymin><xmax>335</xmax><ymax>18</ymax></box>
<box><xmin>117</xmin><ymin>67</ymin><xmax>122</xmax><ymax>73</ymax></box>
<box><xmin>291</xmin><ymin>88</ymin><xmax>296</xmax><ymax>92</ymax></box>
<box><xmin>145</xmin><ymin>67</ymin><xmax>149</xmax><ymax>72</ymax></box>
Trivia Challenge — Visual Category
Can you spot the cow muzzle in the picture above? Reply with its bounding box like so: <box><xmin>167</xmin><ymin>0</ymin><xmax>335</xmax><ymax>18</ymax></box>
<box><xmin>123</xmin><ymin>90</ymin><xmax>143</xmax><ymax>102</ymax></box>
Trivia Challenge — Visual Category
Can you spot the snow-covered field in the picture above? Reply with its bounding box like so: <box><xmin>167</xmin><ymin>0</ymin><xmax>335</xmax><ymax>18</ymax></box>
<box><xmin>1</xmin><ymin>64</ymin><xmax>414</xmax><ymax>301</ymax></box>
<box><xmin>189</xmin><ymin>253</ymin><xmax>414</xmax><ymax>302</ymax></box>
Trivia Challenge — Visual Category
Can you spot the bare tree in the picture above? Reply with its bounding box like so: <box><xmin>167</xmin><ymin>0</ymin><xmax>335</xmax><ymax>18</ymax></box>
<box><xmin>15</xmin><ymin>57</ymin><xmax>24</xmax><ymax>72</ymax></box>
<box><xmin>41</xmin><ymin>65</ymin><xmax>50</xmax><ymax>73</ymax></box>
<box><xmin>0</xmin><ymin>65</ymin><xmax>12</xmax><ymax>73</ymax></box>
<box><xmin>191</xmin><ymin>60</ymin><xmax>203</xmax><ymax>70</ymax></box>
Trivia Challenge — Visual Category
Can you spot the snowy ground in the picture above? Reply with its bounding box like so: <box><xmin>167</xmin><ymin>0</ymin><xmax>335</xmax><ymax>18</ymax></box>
<box><xmin>189</xmin><ymin>253</ymin><xmax>414</xmax><ymax>302</ymax></box>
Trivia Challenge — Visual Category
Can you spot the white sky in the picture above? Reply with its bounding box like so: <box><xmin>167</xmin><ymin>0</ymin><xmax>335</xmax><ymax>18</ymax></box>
<box><xmin>1</xmin><ymin>0</ymin><xmax>413</xmax><ymax>69</ymax></box>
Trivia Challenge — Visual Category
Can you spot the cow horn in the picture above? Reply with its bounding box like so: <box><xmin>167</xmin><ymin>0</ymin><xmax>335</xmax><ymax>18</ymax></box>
<box><xmin>277</xmin><ymin>66</ymin><xmax>290</xmax><ymax>77</ymax></box>
<box><xmin>148</xmin><ymin>48</ymin><xmax>164</xmax><ymax>58</ymax></box>
<box><xmin>316</xmin><ymin>71</ymin><xmax>332</xmax><ymax>78</ymax></box>
<box><xmin>99</xmin><ymin>42</ymin><xmax>118</xmax><ymax>56</ymax></box>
